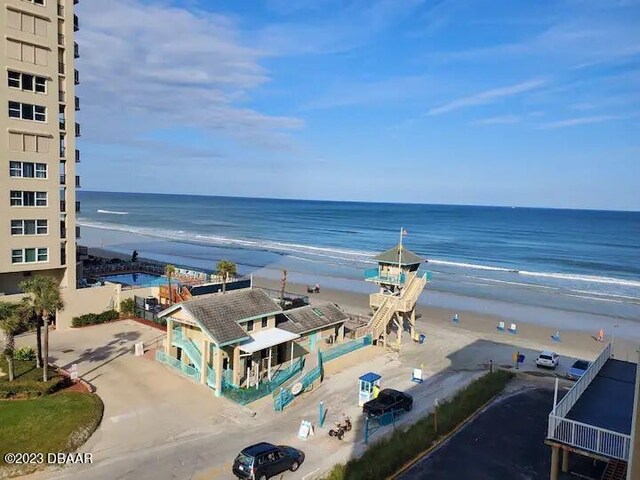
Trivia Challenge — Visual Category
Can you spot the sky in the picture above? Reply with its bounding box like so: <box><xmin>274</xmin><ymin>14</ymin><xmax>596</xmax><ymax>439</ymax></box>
<box><xmin>76</xmin><ymin>0</ymin><xmax>640</xmax><ymax>210</ymax></box>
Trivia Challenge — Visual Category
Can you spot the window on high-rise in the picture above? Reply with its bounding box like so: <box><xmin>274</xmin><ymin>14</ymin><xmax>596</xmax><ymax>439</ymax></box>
<box><xmin>8</xmin><ymin>101</ymin><xmax>46</xmax><ymax>122</ymax></box>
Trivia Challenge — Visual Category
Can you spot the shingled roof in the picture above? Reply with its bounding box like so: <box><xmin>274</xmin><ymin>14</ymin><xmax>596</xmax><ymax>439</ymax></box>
<box><xmin>278</xmin><ymin>303</ymin><xmax>349</xmax><ymax>335</ymax></box>
<box><xmin>373</xmin><ymin>245</ymin><xmax>424</xmax><ymax>265</ymax></box>
<box><xmin>163</xmin><ymin>288</ymin><xmax>283</xmax><ymax>345</ymax></box>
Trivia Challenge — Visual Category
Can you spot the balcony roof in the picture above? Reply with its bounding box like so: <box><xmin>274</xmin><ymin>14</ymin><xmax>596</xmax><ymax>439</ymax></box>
<box><xmin>566</xmin><ymin>358</ymin><xmax>637</xmax><ymax>435</ymax></box>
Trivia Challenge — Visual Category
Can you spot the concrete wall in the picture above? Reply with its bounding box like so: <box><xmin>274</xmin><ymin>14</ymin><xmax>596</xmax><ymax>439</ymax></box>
<box><xmin>57</xmin><ymin>283</ymin><xmax>122</xmax><ymax>329</ymax></box>
<box><xmin>120</xmin><ymin>286</ymin><xmax>159</xmax><ymax>302</ymax></box>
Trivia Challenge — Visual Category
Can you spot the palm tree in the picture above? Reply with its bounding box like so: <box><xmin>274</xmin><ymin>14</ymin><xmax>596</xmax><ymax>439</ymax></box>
<box><xmin>0</xmin><ymin>303</ymin><xmax>23</xmax><ymax>382</ymax></box>
<box><xmin>16</xmin><ymin>298</ymin><xmax>39</xmax><ymax>366</ymax></box>
<box><xmin>164</xmin><ymin>264</ymin><xmax>176</xmax><ymax>305</ymax></box>
<box><xmin>215</xmin><ymin>260</ymin><xmax>237</xmax><ymax>293</ymax></box>
<box><xmin>19</xmin><ymin>277</ymin><xmax>63</xmax><ymax>382</ymax></box>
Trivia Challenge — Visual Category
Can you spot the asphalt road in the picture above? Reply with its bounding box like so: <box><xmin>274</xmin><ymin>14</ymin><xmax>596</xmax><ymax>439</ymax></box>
<box><xmin>399</xmin><ymin>388</ymin><xmax>605</xmax><ymax>480</ymax></box>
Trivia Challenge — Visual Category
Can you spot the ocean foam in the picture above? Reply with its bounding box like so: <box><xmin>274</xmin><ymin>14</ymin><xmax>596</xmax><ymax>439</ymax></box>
<box><xmin>97</xmin><ymin>209</ymin><xmax>129</xmax><ymax>215</ymax></box>
<box><xmin>77</xmin><ymin>220</ymin><xmax>640</xmax><ymax>292</ymax></box>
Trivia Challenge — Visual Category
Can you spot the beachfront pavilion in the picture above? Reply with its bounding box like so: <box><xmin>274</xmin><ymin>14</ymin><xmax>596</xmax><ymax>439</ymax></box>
<box><xmin>158</xmin><ymin>288</ymin><xmax>348</xmax><ymax>397</ymax></box>
<box><xmin>546</xmin><ymin>343</ymin><xmax>640</xmax><ymax>480</ymax></box>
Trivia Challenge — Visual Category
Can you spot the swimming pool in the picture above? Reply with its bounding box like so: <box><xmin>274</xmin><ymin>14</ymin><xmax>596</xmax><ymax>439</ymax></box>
<box><xmin>102</xmin><ymin>273</ymin><xmax>169</xmax><ymax>287</ymax></box>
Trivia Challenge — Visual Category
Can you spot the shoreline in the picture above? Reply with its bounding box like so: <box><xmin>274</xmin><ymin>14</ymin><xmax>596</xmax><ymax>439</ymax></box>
<box><xmin>85</xmin><ymin>241</ymin><xmax>640</xmax><ymax>344</ymax></box>
<box><xmin>85</xmin><ymin>245</ymin><xmax>638</xmax><ymax>360</ymax></box>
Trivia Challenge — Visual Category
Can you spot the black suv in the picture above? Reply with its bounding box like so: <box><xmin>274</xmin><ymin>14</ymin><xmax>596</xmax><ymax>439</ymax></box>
<box><xmin>363</xmin><ymin>388</ymin><xmax>413</xmax><ymax>417</ymax></box>
<box><xmin>232</xmin><ymin>442</ymin><xmax>304</xmax><ymax>480</ymax></box>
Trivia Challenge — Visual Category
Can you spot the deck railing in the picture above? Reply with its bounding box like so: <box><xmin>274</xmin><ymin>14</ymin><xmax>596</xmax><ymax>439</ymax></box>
<box><xmin>547</xmin><ymin>416</ymin><xmax>631</xmax><ymax>460</ymax></box>
<box><xmin>554</xmin><ymin>343</ymin><xmax>611</xmax><ymax>418</ymax></box>
<box><xmin>547</xmin><ymin>342</ymin><xmax>632</xmax><ymax>460</ymax></box>
<box><xmin>156</xmin><ymin>350</ymin><xmax>200</xmax><ymax>382</ymax></box>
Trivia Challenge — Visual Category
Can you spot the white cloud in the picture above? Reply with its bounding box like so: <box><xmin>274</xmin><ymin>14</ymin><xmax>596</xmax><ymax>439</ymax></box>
<box><xmin>470</xmin><ymin>115</ymin><xmax>521</xmax><ymax>126</ymax></box>
<box><xmin>427</xmin><ymin>79</ymin><xmax>546</xmax><ymax>116</ymax></box>
<box><xmin>77</xmin><ymin>0</ymin><xmax>303</xmax><ymax>149</ymax></box>
<box><xmin>540</xmin><ymin>115</ymin><xmax>622</xmax><ymax>128</ymax></box>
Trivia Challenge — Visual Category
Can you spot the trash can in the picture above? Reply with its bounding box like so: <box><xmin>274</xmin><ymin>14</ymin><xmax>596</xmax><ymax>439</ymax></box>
<box><xmin>419</xmin><ymin>334</ymin><xmax>426</xmax><ymax>344</ymax></box>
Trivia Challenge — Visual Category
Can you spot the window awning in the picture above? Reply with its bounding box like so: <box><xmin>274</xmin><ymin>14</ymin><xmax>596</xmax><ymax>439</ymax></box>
<box><xmin>238</xmin><ymin>328</ymin><xmax>300</xmax><ymax>354</ymax></box>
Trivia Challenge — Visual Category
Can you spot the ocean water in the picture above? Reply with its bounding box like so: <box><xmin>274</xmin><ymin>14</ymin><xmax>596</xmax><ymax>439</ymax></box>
<box><xmin>77</xmin><ymin>191</ymin><xmax>640</xmax><ymax>336</ymax></box>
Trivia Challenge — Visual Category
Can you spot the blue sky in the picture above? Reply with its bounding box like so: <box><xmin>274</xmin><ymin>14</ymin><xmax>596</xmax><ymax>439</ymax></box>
<box><xmin>77</xmin><ymin>0</ymin><xmax>640</xmax><ymax>210</ymax></box>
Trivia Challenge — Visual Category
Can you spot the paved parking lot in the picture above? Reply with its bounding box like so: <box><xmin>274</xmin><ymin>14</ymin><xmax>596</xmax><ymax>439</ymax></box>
<box><xmin>400</xmin><ymin>388</ymin><xmax>606</xmax><ymax>480</ymax></box>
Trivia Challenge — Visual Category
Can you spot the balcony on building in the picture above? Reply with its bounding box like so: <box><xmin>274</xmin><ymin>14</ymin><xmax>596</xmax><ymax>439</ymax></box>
<box><xmin>60</xmin><ymin>200</ymin><xmax>66</xmax><ymax>212</ymax></box>
<box><xmin>58</xmin><ymin>33</ymin><xmax>65</xmax><ymax>46</ymax></box>
<box><xmin>75</xmin><ymin>122</ymin><xmax>80</xmax><ymax>137</ymax></box>
<box><xmin>74</xmin><ymin>15</ymin><xmax>79</xmax><ymax>32</ymax></box>
<box><xmin>59</xmin><ymin>119</ymin><xmax>65</xmax><ymax>130</ymax></box>
<box><xmin>58</xmin><ymin>4</ymin><xmax>64</xmax><ymax>17</ymax></box>
<box><xmin>60</xmin><ymin>222</ymin><xmax>66</xmax><ymax>239</ymax></box>
<box><xmin>75</xmin><ymin>175</ymin><xmax>81</xmax><ymax>188</ymax></box>
<box><xmin>60</xmin><ymin>174</ymin><xmax>66</xmax><ymax>185</ymax></box>
<box><xmin>60</xmin><ymin>145</ymin><xmax>66</xmax><ymax>159</ymax></box>
<box><xmin>76</xmin><ymin>226</ymin><xmax>81</xmax><ymax>239</ymax></box>
<box><xmin>75</xmin><ymin>149</ymin><xmax>80</xmax><ymax>163</ymax></box>
<box><xmin>74</xmin><ymin>69</ymin><xmax>79</xmax><ymax>85</ymax></box>
<box><xmin>74</xmin><ymin>42</ymin><xmax>79</xmax><ymax>59</ymax></box>
<box><xmin>59</xmin><ymin>90</ymin><xmax>65</xmax><ymax>103</ymax></box>
<box><xmin>546</xmin><ymin>343</ymin><xmax>637</xmax><ymax>475</ymax></box>
<box><xmin>58</xmin><ymin>62</ymin><xmax>65</xmax><ymax>75</ymax></box>
<box><xmin>75</xmin><ymin>96</ymin><xmax>80</xmax><ymax>111</ymax></box>
<box><xmin>75</xmin><ymin>201</ymin><xmax>81</xmax><ymax>213</ymax></box>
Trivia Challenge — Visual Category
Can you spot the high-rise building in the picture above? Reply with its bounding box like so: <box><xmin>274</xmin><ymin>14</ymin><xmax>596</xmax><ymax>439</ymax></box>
<box><xmin>0</xmin><ymin>0</ymin><xmax>80</xmax><ymax>301</ymax></box>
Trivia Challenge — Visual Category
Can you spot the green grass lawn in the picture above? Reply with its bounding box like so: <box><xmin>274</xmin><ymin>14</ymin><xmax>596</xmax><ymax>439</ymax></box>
<box><xmin>0</xmin><ymin>359</ymin><xmax>67</xmax><ymax>398</ymax></box>
<box><xmin>324</xmin><ymin>370</ymin><xmax>514</xmax><ymax>480</ymax></box>
<box><xmin>0</xmin><ymin>392</ymin><xmax>104</xmax><ymax>466</ymax></box>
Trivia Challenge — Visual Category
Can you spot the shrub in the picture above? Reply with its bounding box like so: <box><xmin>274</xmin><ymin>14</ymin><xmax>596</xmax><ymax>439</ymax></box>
<box><xmin>120</xmin><ymin>298</ymin><xmax>135</xmax><ymax>316</ymax></box>
<box><xmin>71</xmin><ymin>309</ymin><xmax>120</xmax><ymax>328</ymax></box>
<box><xmin>13</xmin><ymin>346</ymin><xmax>36</xmax><ymax>361</ymax></box>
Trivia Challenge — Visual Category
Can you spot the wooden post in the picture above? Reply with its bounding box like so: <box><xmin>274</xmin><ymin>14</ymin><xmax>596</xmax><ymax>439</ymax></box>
<box><xmin>280</xmin><ymin>270</ymin><xmax>287</xmax><ymax>308</ymax></box>
<box><xmin>166</xmin><ymin>318</ymin><xmax>173</xmax><ymax>356</ymax></box>
<box><xmin>550</xmin><ymin>446</ymin><xmax>560</xmax><ymax>480</ymax></box>
<box><xmin>410</xmin><ymin>308</ymin><xmax>416</xmax><ymax>340</ymax></box>
<box><xmin>290</xmin><ymin>340</ymin><xmax>294</xmax><ymax>367</ymax></box>
<box><xmin>561</xmin><ymin>448</ymin><xmax>569</xmax><ymax>473</ymax></box>
<box><xmin>200</xmin><ymin>338</ymin><xmax>207</xmax><ymax>384</ymax></box>
<box><xmin>267</xmin><ymin>347</ymin><xmax>272</xmax><ymax>381</ymax></box>
<box><xmin>215</xmin><ymin>345</ymin><xmax>223</xmax><ymax>396</ymax></box>
<box><xmin>232</xmin><ymin>346</ymin><xmax>241</xmax><ymax>386</ymax></box>
<box><xmin>434</xmin><ymin>399</ymin><xmax>439</xmax><ymax>433</ymax></box>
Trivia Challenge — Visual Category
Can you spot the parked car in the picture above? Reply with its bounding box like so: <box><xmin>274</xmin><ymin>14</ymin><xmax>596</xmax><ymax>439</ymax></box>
<box><xmin>566</xmin><ymin>360</ymin><xmax>590</xmax><ymax>380</ymax></box>
<box><xmin>232</xmin><ymin>442</ymin><xmax>304</xmax><ymax>480</ymax></box>
<box><xmin>536</xmin><ymin>350</ymin><xmax>560</xmax><ymax>369</ymax></box>
<box><xmin>363</xmin><ymin>388</ymin><xmax>413</xmax><ymax>417</ymax></box>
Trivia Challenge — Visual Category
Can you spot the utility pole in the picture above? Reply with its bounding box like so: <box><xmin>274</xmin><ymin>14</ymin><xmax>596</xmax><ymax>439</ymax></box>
<box><xmin>280</xmin><ymin>270</ymin><xmax>287</xmax><ymax>308</ymax></box>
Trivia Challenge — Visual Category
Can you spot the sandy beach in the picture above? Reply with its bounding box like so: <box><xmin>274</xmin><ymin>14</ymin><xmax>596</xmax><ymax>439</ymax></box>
<box><xmin>85</xmin><ymin>246</ymin><xmax>638</xmax><ymax>364</ymax></box>
<box><xmin>253</xmin><ymin>277</ymin><xmax>638</xmax><ymax>363</ymax></box>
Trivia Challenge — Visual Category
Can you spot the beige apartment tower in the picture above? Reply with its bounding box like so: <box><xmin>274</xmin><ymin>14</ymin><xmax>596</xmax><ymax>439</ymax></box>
<box><xmin>1</xmin><ymin>0</ymin><xmax>80</xmax><ymax>301</ymax></box>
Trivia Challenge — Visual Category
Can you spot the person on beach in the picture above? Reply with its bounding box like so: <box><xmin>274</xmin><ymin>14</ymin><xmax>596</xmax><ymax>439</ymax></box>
<box><xmin>597</xmin><ymin>328</ymin><xmax>605</xmax><ymax>342</ymax></box>
<box><xmin>315</xmin><ymin>283</ymin><xmax>320</xmax><ymax>293</ymax></box>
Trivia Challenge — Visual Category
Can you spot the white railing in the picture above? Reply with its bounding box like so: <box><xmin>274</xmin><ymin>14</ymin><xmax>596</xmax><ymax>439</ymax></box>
<box><xmin>546</xmin><ymin>342</ymin><xmax>633</xmax><ymax>459</ymax></box>
<box><xmin>554</xmin><ymin>342</ymin><xmax>611</xmax><ymax>418</ymax></box>
<box><xmin>548</xmin><ymin>415</ymin><xmax>631</xmax><ymax>460</ymax></box>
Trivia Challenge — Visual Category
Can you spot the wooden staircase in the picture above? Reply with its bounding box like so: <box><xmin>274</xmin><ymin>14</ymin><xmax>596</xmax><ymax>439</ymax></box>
<box><xmin>367</xmin><ymin>271</ymin><xmax>428</xmax><ymax>343</ymax></box>
<box><xmin>368</xmin><ymin>297</ymin><xmax>397</xmax><ymax>342</ymax></box>
<box><xmin>601</xmin><ymin>460</ymin><xmax>627</xmax><ymax>480</ymax></box>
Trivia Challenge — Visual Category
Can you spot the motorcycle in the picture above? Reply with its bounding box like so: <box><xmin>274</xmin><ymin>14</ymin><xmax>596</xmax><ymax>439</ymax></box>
<box><xmin>328</xmin><ymin>416</ymin><xmax>352</xmax><ymax>440</ymax></box>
